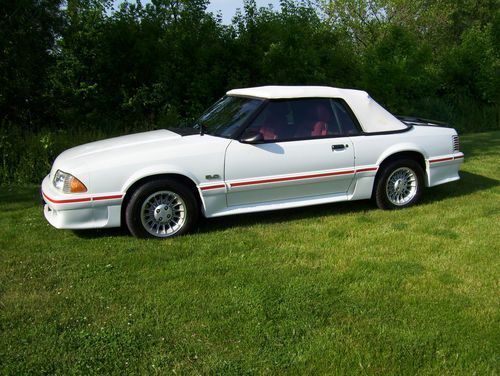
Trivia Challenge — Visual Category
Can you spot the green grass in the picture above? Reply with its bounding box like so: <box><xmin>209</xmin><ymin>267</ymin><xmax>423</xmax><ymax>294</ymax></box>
<box><xmin>1</xmin><ymin>132</ymin><xmax>499</xmax><ymax>375</ymax></box>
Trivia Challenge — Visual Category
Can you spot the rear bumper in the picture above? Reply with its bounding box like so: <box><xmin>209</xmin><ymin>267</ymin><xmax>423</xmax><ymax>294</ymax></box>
<box><xmin>41</xmin><ymin>175</ymin><xmax>123</xmax><ymax>229</ymax></box>
<box><xmin>427</xmin><ymin>152</ymin><xmax>464</xmax><ymax>187</ymax></box>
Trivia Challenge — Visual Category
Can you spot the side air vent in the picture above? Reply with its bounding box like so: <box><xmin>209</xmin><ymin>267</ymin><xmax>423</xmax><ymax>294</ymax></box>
<box><xmin>452</xmin><ymin>135</ymin><xmax>460</xmax><ymax>152</ymax></box>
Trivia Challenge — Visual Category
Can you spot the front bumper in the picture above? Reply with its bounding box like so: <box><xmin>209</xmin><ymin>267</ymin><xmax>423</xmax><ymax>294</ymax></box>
<box><xmin>41</xmin><ymin>175</ymin><xmax>123</xmax><ymax>229</ymax></box>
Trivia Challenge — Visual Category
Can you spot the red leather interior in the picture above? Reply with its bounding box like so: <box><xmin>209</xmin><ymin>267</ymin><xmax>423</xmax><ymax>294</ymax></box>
<box><xmin>311</xmin><ymin>104</ymin><xmax>331</xmax><ymax>136</ymax></box>
<box><xmin>259</xmin><ymin>127</ymin><xmax>277</xmax><ymax>140</ymax></box>
<box><xmin>311</xmin><ymin>121</ymin><xmax>328</xmax><ymax>136</ymax></box>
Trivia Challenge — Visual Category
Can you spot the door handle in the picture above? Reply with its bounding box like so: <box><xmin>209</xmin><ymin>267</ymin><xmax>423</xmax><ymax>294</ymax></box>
<box><xmin>331</xmin><ymin>144</ymin><xmax>347</xmax><ymax>151</ymax></box>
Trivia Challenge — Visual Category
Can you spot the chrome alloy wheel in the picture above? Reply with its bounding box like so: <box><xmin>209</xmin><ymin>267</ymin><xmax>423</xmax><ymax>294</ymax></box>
<box><xmin>385</xmin><ymin>167</ymin><xmax>418</xmax><ymax>206</ymax></box>
<box><xmin>140</xmin><ymin>191</ymin><xmax>186</xmax><ymax>237</ymax></box>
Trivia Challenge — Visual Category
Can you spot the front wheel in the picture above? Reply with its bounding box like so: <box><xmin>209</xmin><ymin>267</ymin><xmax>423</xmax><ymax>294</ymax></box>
<box><xmin>125</xmin><ymin>179</ymin><xmax>199</xmax><ymax>238</ymax></box>
<box><xmin>374</xmin><ymin>159</ymin><xmax>424</xmax><ymax>210</ymax></box>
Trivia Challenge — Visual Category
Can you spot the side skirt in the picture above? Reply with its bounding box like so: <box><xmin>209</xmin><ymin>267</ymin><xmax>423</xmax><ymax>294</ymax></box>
<box><xmin>206</xmin><ymin>192</ymin><xmax>350</xmax><ymax>218</ymax></box>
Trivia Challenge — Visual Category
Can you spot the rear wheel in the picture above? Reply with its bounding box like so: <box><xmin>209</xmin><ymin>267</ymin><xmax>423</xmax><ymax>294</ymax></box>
<box><xmin>374</xmin><ymin>159</ymin><xmax>424</xmax><ymax>210</ymax></box>
<box><xmin>125</xmin><ymin>178</ymin><xmax>199</xmax><ymax>238</ymax></box>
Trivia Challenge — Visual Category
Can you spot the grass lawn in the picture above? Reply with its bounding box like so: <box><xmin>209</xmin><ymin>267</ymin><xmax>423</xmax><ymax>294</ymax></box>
<box><xmin>1</xmin><ymin>131</ymin><xmax>499</xmax><ymax>375</ymax></box>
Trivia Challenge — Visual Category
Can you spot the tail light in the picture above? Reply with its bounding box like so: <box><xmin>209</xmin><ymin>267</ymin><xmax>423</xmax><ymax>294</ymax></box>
<box><xmin>452</xmin><ymin>135</ymin><xmax>459</xmax><ymax>152</ymax></box>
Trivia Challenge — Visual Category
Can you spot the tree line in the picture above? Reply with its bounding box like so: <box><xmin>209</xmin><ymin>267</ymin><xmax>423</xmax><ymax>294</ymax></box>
<box><xmin>0</xmin><ymin>0</ymin><xmax>498</xmax><ymax>183</ymax></box>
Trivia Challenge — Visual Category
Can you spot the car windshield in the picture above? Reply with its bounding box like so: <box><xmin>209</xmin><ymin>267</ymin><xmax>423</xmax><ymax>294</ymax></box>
<box><xmin>194</xmin><ymin>96</ymin><xmax>263</xmax><ymax>138</ymax></box>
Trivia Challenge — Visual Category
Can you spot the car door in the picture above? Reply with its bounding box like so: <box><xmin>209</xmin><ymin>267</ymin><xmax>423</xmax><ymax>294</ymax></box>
<box><xmin>224</xmin><ymin>98</ymin><xmax>356</xmax><ymax>207</ymax></box>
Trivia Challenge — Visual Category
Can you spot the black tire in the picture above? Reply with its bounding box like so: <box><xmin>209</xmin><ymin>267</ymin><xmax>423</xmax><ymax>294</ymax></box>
<box><xmin>125</xmin><ymin>178</ymin><xmax>199</xmax><ymax>238</ymax></box>
<box><xmin>374</xmin><ymin>159</ymin><xmax>424</xmax><ymax>210</ymax></box>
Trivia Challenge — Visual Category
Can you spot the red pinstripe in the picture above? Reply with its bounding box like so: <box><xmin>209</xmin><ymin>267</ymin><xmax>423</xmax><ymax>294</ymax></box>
<box><xmin>200</xmin><ymin>167</ymin><xmax>378</xmax><ymax>191</ymax></box>
<box><xmin>42</xmin><ymin>192</ymin><xmax>123</xmax><ymax>204</ymax></box>
<box><xmin>429</xmin><ymin>157</ymin><xmax>454</xmax><ymax>163</ymax></box>
<box><xmin>430</xmin><ymin>154</ymin><xmax>464</xmax><ymax>163</ymax></box>
<box><xmin>200</xmin><ymin>184</ymin><xmax>226</xmax><ymax>191</ymax></box>
<box><xmin>42</xmin><ymin>192</ymin><xmax>91</xmax><ymax>204</ymax></box>
<box><xmin>93</xmin><ymin>195</ymin><xmax>123</xmax><ymax>201</ymax></box>
<box><xmin>356</xmin><ymin>167</ymin><xmax>378</xmax><ymax>173</ymax></box>
<box><xmin>230</xmin><ymin>170</ymin><xmax>356</xmax><ymax>188</ymax></box>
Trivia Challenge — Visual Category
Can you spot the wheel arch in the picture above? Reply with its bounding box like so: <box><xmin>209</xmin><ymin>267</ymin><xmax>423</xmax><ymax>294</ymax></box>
<box><xmin>374</xmin><ymin>150</ymin><xmax>428</xmax><ymax>193</ymax></box>
<box><xmin>120</xmin><ymin>173</ymin><xmax>205</xmax><ymax>227</ymax></box>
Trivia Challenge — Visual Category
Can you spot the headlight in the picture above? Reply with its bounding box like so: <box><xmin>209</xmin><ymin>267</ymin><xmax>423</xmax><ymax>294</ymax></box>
<box><xmin>53</xmin><ymin>170</ymin><xmax>87</xmax><ymax>193</ymax></box>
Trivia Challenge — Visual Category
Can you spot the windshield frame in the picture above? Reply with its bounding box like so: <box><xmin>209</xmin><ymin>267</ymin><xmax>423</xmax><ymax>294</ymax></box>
<box><xmin>194</xmin><ymin>95</ymin><xmax>267</xmax><ymax>139</ymax></box>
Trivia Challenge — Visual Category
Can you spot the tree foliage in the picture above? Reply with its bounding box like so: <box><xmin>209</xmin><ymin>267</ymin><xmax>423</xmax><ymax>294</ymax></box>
<box><xmin>2</xmin><ymin>0</ymin><xmax>499</xmax><ymax>131</ymax></box>
<box><xmin>0</xmin><ymin>0</ymin><xmax>63</xmax><ymax>128</ymax></box>
<box><xmin>0</xmin><ymin>0</ymin><xmax>498</xmax><ymax>183</ymax></box>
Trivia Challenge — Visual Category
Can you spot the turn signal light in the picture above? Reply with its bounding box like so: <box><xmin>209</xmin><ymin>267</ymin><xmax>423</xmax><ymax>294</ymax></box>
<box><xmin>69</xmin><ymin>176</ymin><xmax>87</xmax><ymax>193</ymax></box>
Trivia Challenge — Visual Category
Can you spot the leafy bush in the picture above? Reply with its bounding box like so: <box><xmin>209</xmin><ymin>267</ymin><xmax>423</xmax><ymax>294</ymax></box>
<box><xmin>0</xmin><ymin>0</ymin><xmax>499</xmax><ymax>185</ymax></box>
<box><xmin>0</xmin><ymin>123</ymin><xmax>128</xmax><ymax>185</ymax></box>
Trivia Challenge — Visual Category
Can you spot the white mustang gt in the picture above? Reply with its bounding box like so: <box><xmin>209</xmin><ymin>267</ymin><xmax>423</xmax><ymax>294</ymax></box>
<box><xmin>41</xmin><ymin>86</ymin><xmax>464</xmax><ymax>238</ymax></box>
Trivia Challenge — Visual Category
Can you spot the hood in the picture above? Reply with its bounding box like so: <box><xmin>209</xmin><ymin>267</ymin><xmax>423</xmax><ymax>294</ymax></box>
<box><xmin>58</xmin><ymin>129</ymin><xmax>181</xmax><ymax>161</ymax></box>
<box><xmin>52</xmin><ymin>129</ymin><xmax>183</xmax><ymax>174</ymax></box>
<box><xmin>51</xmin><ymin>129</ymin><xmax>232</xmax><ymax>183</ymax></box>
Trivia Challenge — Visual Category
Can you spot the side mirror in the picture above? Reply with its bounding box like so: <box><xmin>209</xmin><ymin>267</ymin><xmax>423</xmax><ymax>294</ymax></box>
<box><xmin>240</xmin><ymin>130</ymin><xmax>264</xmax><ymax>144</ymax></box>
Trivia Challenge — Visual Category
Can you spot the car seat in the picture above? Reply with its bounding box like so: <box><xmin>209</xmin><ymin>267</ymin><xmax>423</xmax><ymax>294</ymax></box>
<box><xmin>311</xmin><ymin>104</ymin><xmax>331</xmax><ymax>136</ymax></box>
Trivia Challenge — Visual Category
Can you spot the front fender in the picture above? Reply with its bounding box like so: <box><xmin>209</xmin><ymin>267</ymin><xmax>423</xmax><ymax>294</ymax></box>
<box><xmin>121</xmin><ymin>164</ymin><xmax>201</xmax><ymax>193</ymax></box>
<box><xmin>120</xmin><ymin>164</ymin><xmax>212</xmax><ymax>216</ymax></box>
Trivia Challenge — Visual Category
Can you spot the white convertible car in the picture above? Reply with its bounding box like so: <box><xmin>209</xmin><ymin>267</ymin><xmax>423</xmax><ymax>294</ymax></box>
<box><xmin>42</xmin><ymin>86</ymin><xmax>464</xmax><ymax>238</ymax></box>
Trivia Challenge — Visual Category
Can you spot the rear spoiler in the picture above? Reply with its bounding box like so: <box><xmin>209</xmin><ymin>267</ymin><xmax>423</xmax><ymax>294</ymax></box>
<box><xmin>396</xmin><ymin>116</ymin><xmax>449</xmax><ymax>128</ymax></box>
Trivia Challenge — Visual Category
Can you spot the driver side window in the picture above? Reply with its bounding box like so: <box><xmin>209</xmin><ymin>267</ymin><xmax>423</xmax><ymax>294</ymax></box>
<box><xmin>245</xmin><ymin>101</ymin><xmax>293</xmax><ymax>141</ymax></box>
<box><xmin>245</xmin><ymin>98</ymin><xmax>359</xmax><ymax>142</ymax></box>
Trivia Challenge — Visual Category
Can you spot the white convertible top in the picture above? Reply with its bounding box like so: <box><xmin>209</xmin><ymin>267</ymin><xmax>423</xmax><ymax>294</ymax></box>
<box><xmin>227</xmin><ymin>85</ymin><xmax>407</xmax><ymax>133</ymax></box>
